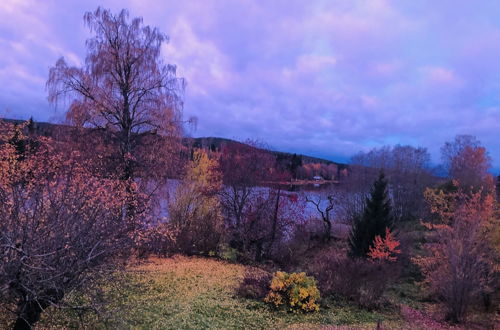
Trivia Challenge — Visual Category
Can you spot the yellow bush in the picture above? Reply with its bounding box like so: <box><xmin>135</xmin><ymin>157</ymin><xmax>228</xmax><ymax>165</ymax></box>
<box><xmin>264</xmin><ymin>271</ymin><xmax>320</xmax><ymax>312</ymax></box>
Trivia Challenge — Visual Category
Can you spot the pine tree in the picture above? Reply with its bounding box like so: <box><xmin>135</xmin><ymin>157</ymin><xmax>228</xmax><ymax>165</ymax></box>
<box><xmin>9</xmin><ymin>124</ymin><xmax>27</xmax><ymax>158</ymax></box>
<box><xmin>349</xmin><ymin>172</ymin><xmax>393</xmax><ymax>258</ymax></box>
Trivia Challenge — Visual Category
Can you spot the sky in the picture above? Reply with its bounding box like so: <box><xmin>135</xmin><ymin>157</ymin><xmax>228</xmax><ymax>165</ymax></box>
<box><xmin>1</xmin><ymin>0</ymin><xmax>499</xmax><ymax>171</ymax></box>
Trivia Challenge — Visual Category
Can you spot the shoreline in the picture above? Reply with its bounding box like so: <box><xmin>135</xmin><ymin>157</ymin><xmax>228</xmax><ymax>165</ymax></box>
<box><xmin>268</xmin><ymin>179</ymin><xmax>339</xmax><ymax>186</ymax></box>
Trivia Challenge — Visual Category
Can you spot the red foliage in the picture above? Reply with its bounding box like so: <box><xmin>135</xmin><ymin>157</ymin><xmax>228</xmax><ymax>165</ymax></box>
<box><xmin>0</xmin><ymin>121</ymin><xmax>143</xmax><ymax>328</ymax></box>
<box><xmin>219</xmin><ymin>141</ymin><xmax>275</xmax><ymax>187</ymax></box>
<box><xmin>368</xmin><ymin>228</ymin><xmax>401</xmax><ymax>262</ymax></box>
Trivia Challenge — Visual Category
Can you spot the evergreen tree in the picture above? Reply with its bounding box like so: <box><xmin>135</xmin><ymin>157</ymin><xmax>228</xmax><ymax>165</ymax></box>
<box><xmin>27</xmin><ymin>116</ymin><xmax>36</xmax><ymax>135</ymax></box>
<box><xmin>286</xmin><ymin>153</ymin><xmax>303</xmax><ymax>179</ymax></box>
<box><xmin>349</xmin><ymin>172</ymin><xmax>393</xmax><ymax>258</ymax></box>
<box><xmin>8</xmin><ymin>124</ymin><xmax>27</xmax><ymax>158</ymax></box>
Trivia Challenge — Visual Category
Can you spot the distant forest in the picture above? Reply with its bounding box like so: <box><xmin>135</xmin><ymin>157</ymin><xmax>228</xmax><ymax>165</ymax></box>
<box><xmin>3</xmin><ymin>118</ymin><xmax>347</xmax><ymax>182</ymax></box>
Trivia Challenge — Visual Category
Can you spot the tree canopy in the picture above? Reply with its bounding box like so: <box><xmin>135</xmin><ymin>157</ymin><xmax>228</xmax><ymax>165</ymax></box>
<box><xmin>47</xmin><ymin>7</ymin><xmax>185</xmax><ymax>181</ymax></box>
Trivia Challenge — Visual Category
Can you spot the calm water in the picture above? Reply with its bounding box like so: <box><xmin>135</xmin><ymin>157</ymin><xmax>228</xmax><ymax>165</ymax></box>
<box><xmin>156</xmin><ymin>180</ymin><xmax>338</xmax><ymax>221</ymax></box>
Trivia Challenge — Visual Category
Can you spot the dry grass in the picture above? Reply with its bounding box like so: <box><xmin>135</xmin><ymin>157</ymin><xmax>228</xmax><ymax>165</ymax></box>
<box><xmin>31</xmin><ymin>255</ymin><xmax>405</xmax><ymax>329</ymax></box>
<box><xmin>2</xmin><ymin>256</ymin><xmax>495</xmax><ymax>329</ymax></box>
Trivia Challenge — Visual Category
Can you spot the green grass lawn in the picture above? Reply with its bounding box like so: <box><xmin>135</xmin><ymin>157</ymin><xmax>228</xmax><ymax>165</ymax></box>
<box><xmin>36</xmin><ymin>256</ymin><xmax>406</xmax><ymax>329</ymax></box>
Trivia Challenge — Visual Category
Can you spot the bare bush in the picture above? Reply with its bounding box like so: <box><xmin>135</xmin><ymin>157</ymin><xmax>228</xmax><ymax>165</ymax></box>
<box><xmin>237</xmin><ymin>268</ymin><xmax>272</xmax><ymax>300</ymax></box>
<box><xmin>309</xmin><ymin>248</ymin><xmax>400</xmax><ymax>309</ymax></box>
<box><xmin>0</xmin><ymin>123</ymin><xmax>141</xmax><ymax>329</ymax></box>
<box><xmin>219</xmin><ymin>141</ymin><xmax>305</xmax><ymax>262</ymax></box>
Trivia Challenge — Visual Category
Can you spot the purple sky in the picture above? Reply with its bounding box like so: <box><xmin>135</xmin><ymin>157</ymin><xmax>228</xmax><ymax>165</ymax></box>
<box><xmin>1</xmin><ymin>1</ymin><xmax>499</xmax><ymax>171</ymax></box>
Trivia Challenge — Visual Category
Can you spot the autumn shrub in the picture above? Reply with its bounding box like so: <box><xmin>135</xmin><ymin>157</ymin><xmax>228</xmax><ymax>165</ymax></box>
<box><xmin>0</xmin><ymin>122</ymin><xmax>143</xmax><ymax>329</ymax></box>
<box><xmin>394</xmin><ymin>221</ymin><xmax>427</xmax><ymax>280</ymax></box>
<box><xmin>264</xmin><ymin>271</ymin><xmax>320</xmax><ymax>312</ymax></box>
<box><xmin>168</xmin><ymin>149</ymin><xmax>225</xmax><ymax>256</ymax></box>
<box><xmin>237</xmin><ymin>268</ymin><xmax>272</xmax><ymax>300</ymax></box>
<box><xmin>414</xmin><ymin>186</ymin><xmax>498</xmax><ymax>323</ymax></box>
<box><xmin>135</xmin><ymin>222</ymin><xmax>177</xmax><ymax>257</ymax></box>
<box><xmin>367</xmin><ymin>228</ymin><xmax>401</xmax><ymax>262</ymax></box>
<box><xmin>217</xmin><ymin>243</ymin><xmax>239</xmax><ymax>262</ymax></box>
<box><xmin>309</xmin><ymin>248</ymin><xmax>400</xmax><ymax>309</ymax></box>
<box><xmin>272</xmin><ymin>218</ymin><xmax>328</xmax><ymax>269</ymax></box>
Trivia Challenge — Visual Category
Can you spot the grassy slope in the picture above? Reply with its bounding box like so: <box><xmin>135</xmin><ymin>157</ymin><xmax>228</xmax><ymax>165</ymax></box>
<box><xmin>38</xmin><ymin>256</ymin><xmax>405</xmax><ymax>329</ymax></box>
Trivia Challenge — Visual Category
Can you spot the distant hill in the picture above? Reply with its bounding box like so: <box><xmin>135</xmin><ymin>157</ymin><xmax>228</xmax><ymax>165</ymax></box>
<box><xmin>1</xmin><ymin>118</ymin><xmax>347</xmax><ymax>169</ymax></box>
<box><xmin>186</xmin><ymin>136</ymin><xmax>347</xmax><ymax>168</ymax></box>
<box><xmin>1</xmin><ymin>118</ymin><xmax>72</xmax><ymax>136</ymax></box>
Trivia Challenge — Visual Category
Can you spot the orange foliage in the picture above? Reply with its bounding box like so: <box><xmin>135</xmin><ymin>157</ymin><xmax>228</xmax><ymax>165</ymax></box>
<box><xmin>451</xmin><ymin>145</ymin><xmax>492</xmax><ymax>191</ymax></box>
<box><xmin>414</xmin><ymin>187</ymin><xmax>497</xmax><ymax>323</ymax></box>
<box><xmin>367</xmin><ymin>228</ymin><xmax>401</xmax><ymax>262</ymax></box>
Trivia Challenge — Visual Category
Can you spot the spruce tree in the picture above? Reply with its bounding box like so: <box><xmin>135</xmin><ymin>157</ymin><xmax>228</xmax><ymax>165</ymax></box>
<box><xmin>8</xmin><ymin>124</ymin><xmax>27</xmax><ymax>160</ymax></box>
<box><xmin>349</xmin><ymin>172</ymin><xmax>393</xmax><ymax>258</ymax></box>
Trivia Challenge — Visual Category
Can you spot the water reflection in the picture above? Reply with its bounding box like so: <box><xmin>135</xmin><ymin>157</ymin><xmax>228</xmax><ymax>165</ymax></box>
<box><xmin>160</xmin><ymin>180</ymin><xmax>340</xmax><ymax>221</ymax></box>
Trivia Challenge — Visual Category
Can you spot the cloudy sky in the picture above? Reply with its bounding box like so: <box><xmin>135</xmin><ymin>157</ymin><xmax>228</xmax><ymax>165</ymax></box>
<box><xmin>1</xmin><ymin>0</ymin><xmax>499</xmax><ymax>170</ymax></box>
